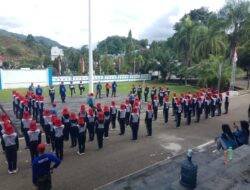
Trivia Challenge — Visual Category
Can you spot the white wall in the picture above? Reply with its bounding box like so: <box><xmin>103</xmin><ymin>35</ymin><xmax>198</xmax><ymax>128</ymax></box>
<box><xmin>0</xmin><ymin>69</ymin><xmax>49</xmax><ymax>89</ymax></box>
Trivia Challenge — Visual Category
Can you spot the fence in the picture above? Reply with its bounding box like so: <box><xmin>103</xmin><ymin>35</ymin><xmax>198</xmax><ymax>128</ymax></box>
<box><xmin>0</xmin><ymin>68</ymin><xmax>151</xmax><ymax>89</ymax></box>
<box><xmin>52</xmin><ymin>74</ymin><xmax>151</xmax><ymax>85</ymax></box>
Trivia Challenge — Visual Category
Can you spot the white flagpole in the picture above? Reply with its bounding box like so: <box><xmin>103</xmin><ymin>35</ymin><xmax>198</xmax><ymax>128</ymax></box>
<box><xmin>88</xmin><ymin>0</ymin><xmax>94</xmax><ymax>93</ymax></box>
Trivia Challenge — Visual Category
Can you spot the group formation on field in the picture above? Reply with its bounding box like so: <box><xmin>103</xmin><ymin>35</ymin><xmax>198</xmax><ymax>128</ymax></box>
<box><xmin>0</xmin><ymin>83</ymin><xmax>232</xmax><ymax>175</ymax></box>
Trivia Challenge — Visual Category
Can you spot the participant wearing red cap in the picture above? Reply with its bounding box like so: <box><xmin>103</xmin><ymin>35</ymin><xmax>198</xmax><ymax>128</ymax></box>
<box><xmin>69</xmin><ymin>113</ymin><xmax>78</xmax><ymax>148</ymax></box>
<box><xmin>216</xmin><ymin>94</ymin><xmax>222</xmax><ymax>116</ymax></box>
<box><xmin>118</xmin><ymin>104</ymin><xmax>126</xmax><ymax>135</ymax></box>
<box><xmin>204</xmin><ymin>96</ymin><xmax>211</xmax><ymax>119</ymax></box>
<box><xmin>176</xmin><ymin>100</ymin><xmax>182</xmax><ymax>128</ymax></box>
<box><xmin>130</xmin><ymin>107</ymin><xmax>140</xmax><ymax>140</ymax></box>
<box><xmin>224</xmin><ymin>91</ymin><xmax>229</xmax><ymax>114</ymax></box>
<box><xmin>125</xmin><ymin>100</ymin><xmax>132</xmax><ymax>127</ymax></box>
<box><xmin>103</xmin><ymin>105</ymin><xmax>111</xmax><ymax>138</ymax></box>
<box><xmin>163</xmin><ymin>96</ymin><xmax>170</xmax><ymax>125</ymax></box>
<box><xmin>196</xmin><ymin>97</ymin><xmax>203</xmax><ymax>123</ymax></box>
<box><xmin>86</xmin><ymin>108</ymin><xmax>96</xmax><ymax>141</ymax></box>
<box><xmin>21</xmin><ymin>111</ymin><xmax>32</xmax><ymax>148</ymax></box>
<box><xmin>42</xmin><ymin>109</ymin><xmax>52</xmax><ymax>144</ymax></box>
<box><xmin>186</xmin><ymin>99</ymin><xmax>192</xmax><ymax>125</ymax></box>
<box><xmin>150</xmin><ymin>86</ymin><xmax>157</xmax><ymax>103</ymax></box>
<box><xmin>158</xmin><ymin>87</ymin><xmax>165</xmax><ymax>106</ymax></box>
<box><xmin>153</xmin><ymin>95</ymin><xmax>159</xmax><ymax>120</ymax></box>
<box><xmin>61</xmin><ymin>108</ymin><xmax>70</xmax><ymax>141</ymax></box>
<box><xmin>96</xmin><ymin>102</ymin><xmax>102</xmax><ymax>113</ymax></box>
<box><xmin>79</xmin><ymin>104</ymin><xmax>87</xmax><ymax>119</ymax></box>
<box><xmin>145</xmin><ymin>104</ymin><xmax>153</xmax><ymax>136</ymax></box>
<box><xmin>96</xmin><ymin>111</ymin><xmax>105</xmax><ymax>149</ymax></box>
<box><xmin>28</xmin><ymin>121</ymin><xmax>42</xmax><ymax>161</ymax></box>
<box><xmin>52</xmin><ymin>118</ymin><xmax>64</xmax><ymax>160</ymax></box>
<box><xmin>2</xmin><ymin>123</ymin><xmax>19</xmax><ymax>174</ymax></box>
<box><xmin>77</xmin><ymin>117</ymin><xmax>86</xmax><ymax>155</ymax></box>
<box><xmin>110</xmin><ymin>101</ymin><xmax>117</xmax><ymax>130</ymax></box>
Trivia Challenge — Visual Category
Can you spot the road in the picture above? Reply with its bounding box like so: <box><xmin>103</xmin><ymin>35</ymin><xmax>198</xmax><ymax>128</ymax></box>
<box><xmin>0</xmin><ymin>93</ymin><xmax>249</xmax><ymax>190</ymax></box>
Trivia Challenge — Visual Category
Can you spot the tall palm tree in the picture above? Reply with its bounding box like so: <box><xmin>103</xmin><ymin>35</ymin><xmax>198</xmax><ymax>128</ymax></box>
<box><xmin>219</xmin><ymin>0</ymin><xmax>250</xmax><ymax>90</ymax></box>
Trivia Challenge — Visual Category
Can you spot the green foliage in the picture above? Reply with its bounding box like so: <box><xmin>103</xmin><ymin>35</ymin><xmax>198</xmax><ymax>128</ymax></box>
<box><xmin>99</xmin><ymin>55</ymin><xmax>115</xmax><ymax>75</ymax></box>
<box><xmin>6</xmin><ymin>45</ymin><xmax>22</xmax><ymax>56</ymax></box>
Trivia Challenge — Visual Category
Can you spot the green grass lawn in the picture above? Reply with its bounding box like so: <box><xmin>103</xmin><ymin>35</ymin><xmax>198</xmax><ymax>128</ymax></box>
<box><xmin>0</xmin><ymin>81</ymin><xmax>198</xmax><ymax>103</ymax></box>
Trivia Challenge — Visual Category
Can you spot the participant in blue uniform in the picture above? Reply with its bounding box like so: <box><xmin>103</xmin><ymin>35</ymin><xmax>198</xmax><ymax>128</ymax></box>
<box><xmin>111</xmin><ymin>81</ymin><xmax>117</xmax><ymax>97</ymax></box>
<box><xmin>32</xmin><ymin>143</ymin><xmax>61</xmax><ymax>190</ymax></box>
<box><xmin>59</xmin><ymin>82</ymin><xmax>66</xmax><ymax>103</ymax></box>
<box><xmin>35</xmin><ymin>85</ymin><xmax>43</xmax><ymax>96</ymax></box>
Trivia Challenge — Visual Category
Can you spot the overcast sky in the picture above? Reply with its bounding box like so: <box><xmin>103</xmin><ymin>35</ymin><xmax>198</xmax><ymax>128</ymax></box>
<box><xmin>0</xmin><ymin>0</ymin><xmax>225</xmax><ymax>48</ymax></box>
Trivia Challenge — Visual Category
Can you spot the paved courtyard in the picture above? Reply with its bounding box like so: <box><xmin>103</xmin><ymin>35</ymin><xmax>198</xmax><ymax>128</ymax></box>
<box><xmin>0</xmin><ymin>93</ymin><xmax>249</xmax><ymax>190</ymax></box>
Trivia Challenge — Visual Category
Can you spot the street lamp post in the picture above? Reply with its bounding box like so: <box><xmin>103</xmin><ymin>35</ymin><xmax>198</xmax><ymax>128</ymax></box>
<box><xmin>88</xmin><ymin>0</ymin><xmax>94</xmax><ymax>93</ymax></box>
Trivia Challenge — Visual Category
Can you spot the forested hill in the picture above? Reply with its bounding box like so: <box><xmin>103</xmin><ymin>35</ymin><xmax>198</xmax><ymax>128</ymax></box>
<box><xmin>0</xmin><ymin>29</ymin><xmax>66</xmax><ymax>59</ymax></box>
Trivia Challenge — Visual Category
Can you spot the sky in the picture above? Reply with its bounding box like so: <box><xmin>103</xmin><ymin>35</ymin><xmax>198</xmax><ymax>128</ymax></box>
<box><xmin>0</xmin><ymin>0</ymin><xmax>225</xmax><ymax>48</ymax></box>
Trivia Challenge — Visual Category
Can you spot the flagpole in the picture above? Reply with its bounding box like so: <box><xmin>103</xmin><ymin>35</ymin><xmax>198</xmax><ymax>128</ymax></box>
<box><xmin>88</xmin><ymin>0</ymin><xmax>94</xmax><ymax>93</ymax></box>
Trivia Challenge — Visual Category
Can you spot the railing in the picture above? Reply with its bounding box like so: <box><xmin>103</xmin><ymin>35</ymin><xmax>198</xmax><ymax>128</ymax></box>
<box><xmin>52</xmin><ymin>74</ymin><xmax>151</xmax><ymax>85</ymax></box>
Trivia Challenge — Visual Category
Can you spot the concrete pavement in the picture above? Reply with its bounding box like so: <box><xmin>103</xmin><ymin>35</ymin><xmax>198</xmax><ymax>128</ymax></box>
<box><xmin>0</xmin><ymin>93</ymin><xmax>249</xmax><ymax>190</ymax></box>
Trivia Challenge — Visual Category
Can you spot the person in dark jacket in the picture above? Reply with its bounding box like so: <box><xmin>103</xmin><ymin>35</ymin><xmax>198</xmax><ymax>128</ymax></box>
<box><xmin>144</xmin><ymin>85</ymin><xmax>149</xmax><ymax>102</ymax></box>
<box><xmin>95</xmin><ymin>111</ymin><xmax>105</xmax><ymax>149</ymax></box>
<box><xmin>78</xmin><ymin>81</ymin><xmax>85</xmax><ymax>95</ymax></box>
<box><xmin>52</xmin><ymin>118</ymin><xmax>64</xmax><ymax>160</ymax></box>
<box><xmin>118</xmin><ymin>104</ymin><xmax>126</xmax><ymax>135</ymax></box>
<box><xmin>32</xmin><ymin>143</ymin><xmax>61</xmax><ymax>190</ymax></box>
<box><xmin>69</xmin><ymin>81</ymin><xmax>76</xmax><ymax>97</ymax></box>
<box><xmin>48</xmin><ymin>85</ymin><xmax>55</xmax><ymax>104</ymax></box>
<box><xmin>110</xmin><ymin>101</ymin><xmax>117</xmax><ymax>129</ymax></box>
<box><xmin>35</xmin><ymin>85</ymin><xmax>43</xmax><ymax>96</ymax></box>
<box><xmin>163</xmin><ymin>96</ymin><xmax>170</xmax><ymax>126</ymax></box>
<box><xmin>21</xmin><ymin>111</ymin><xmax>32</xmax><ymax>149</ymax></box>
<box><xmin>152</xmin><ymin>96</ymin><xmax>159</xmax><ymax>120</ymax></box>
<box><xmin>69</xmin><ymin>113</ymin><xmax>78</xmax><ymax>148</ymax></box>
<box><xmin>233</xmin><ymin>121</ymin><xmax>249</xmax><ymax>146</ymax></box>
<box><xmin>103</xmin><ymin>105</ymin><xmax>111</xmax><ymax>138</ymax></box>
<box><xmin>129</xmin><ymin>107</ymin><xmax>140</xmax><ymax>140</ymax></box>
<box><xmin>59</xmin><ymin>82</ymin><xmax>66</xmax><ymax>103</ymax></box>
<box><xmin>77</xmin><ymin>117</ymin><xmax>86</xmax><ymax>155</ymax></box>
<box><xmin>145</xmin><ymin>103</ymin><xmax>153</xmax><ymax>136</ymax></box>
<box><xmin>2</xmin><ymin>123</ymin><xmax>19</xmax><ymax>174</ymax></box>
<box><xmin>61</xmin><ymin>108</ymin><xmax>70</xmax><ymax>141</ymax></box>
<box><xmin>86</xmin><ymin>108</ymin><xmax>96</xmax><ymax>141</ymax></box>
<box><xmin>111</xmin><ymin>81</ymin><xmax>117</xmax><ymax>97</ymax></box>
<box><xmin>216</xmin><ymin>124</ymin><xmax>238</xmax><ymax>150</ymax></box>
<box><xmin>224</xmin><ymin>91</ymin><xmax>229</xmax><ymax>114</ymax></box>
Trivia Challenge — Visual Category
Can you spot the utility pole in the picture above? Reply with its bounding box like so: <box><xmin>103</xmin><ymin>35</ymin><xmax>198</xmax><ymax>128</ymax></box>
<box><xmin>88</xmin><ymin>0</ymin><xmax>94</xmax><ymax>93</ymax></box>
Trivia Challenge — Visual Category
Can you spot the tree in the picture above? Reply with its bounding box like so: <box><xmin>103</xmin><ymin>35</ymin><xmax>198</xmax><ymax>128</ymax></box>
<box><xmin>174</xmin><ymin>16</ymin><xmax>195</xmax><ymax>68</ymax></box>
<box><xmin>219</xmin><ymin>0</ymin><xmax>250</xmax><ymax>89</ymax></box>
<box><xmin>124</xmin><ymin>30</ymin><xmax>135</xmax><ymax>73</ymax></box>
<box><xmin>26</xmin><ymin>34</ymin><xmax>36</xmax><ymax>47</ymax></box>
<box><xmin>238</xmin><ymin>41</ymin><xmax>250</xmax><ymax>89</ymax></box>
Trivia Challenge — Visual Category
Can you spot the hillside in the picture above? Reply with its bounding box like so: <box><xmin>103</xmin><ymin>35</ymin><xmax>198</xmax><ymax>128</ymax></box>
<box><xmin>0</xmin><ymin>29</ymin><xmax>66</xmax><ymax>68</ymax></box>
